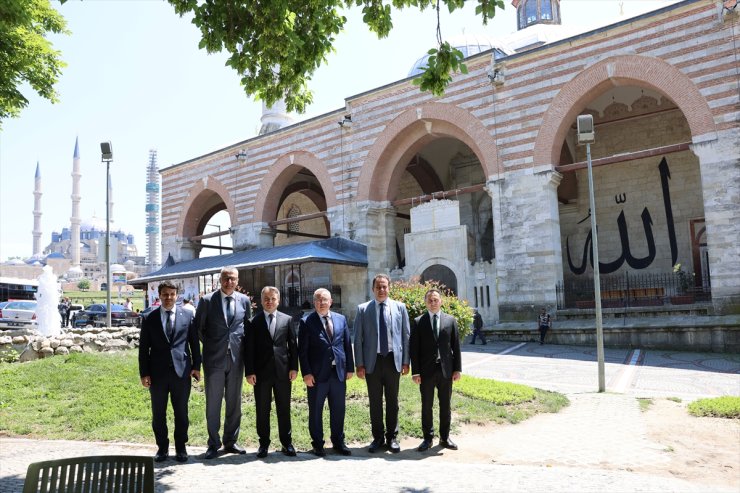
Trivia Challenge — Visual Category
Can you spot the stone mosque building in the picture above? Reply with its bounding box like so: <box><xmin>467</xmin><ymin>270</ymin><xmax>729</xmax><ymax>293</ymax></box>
<box><xmin>135</xmin><ymin>0</ymin><xmax>740</xmax><ymax>328</ymax></box>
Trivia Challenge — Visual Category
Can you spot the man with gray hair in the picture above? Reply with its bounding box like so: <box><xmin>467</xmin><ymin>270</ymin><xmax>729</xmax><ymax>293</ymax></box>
<box><xmin>195</xmin><ymin>266</ymin><xmax>251</xmax><ymax>459</ymax></box>
<box><xmin>298</xmin><ymin>288</ymin><xmax>354</xmax><ymax>457</ymax></box>
<box><xmin>244</xmin><ymin>286</ymin><xmax>298</xmax><ymax>458</ymax></box>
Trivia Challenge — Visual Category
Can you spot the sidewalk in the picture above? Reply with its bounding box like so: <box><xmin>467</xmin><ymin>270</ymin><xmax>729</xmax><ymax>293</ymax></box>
<box><xmin>2</xmin><ymin>343</ymin><xmax>738</xmax><ymax>492</ymax></box>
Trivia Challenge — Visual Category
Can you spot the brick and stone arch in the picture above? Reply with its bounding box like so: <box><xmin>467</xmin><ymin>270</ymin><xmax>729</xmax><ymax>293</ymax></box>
<box><xmin>357</xmin><ymin>102</ymin><xmax>500</xmax><ymax>202</ymax></box>
<box><xmin>177</xmin><ymin>175</ymin><xmax>236</xmax><ymax>241</ymax></box>
<box><xmin>533</xmin><ymin>55</ymin><xmax>717</xmax><ymax>167</ymax></box>
<box><xmin>252</xmin><ymin>150</ymin><xmax>338</xmax><ymax>227</ymax></box>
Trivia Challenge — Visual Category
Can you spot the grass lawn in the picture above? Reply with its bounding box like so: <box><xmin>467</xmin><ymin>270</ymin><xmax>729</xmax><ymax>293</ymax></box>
<box><xmin>0</xmin><ymin>351</ymin><xmax>568</xmax><ymax>449</ymax></box>
<box><xmin>64</xmin><ymin>291</ymin><xmax>146</xmax><ymax>312</ymax></box>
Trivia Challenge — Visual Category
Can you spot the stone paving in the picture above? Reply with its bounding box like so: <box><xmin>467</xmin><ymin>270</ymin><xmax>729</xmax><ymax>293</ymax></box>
<box><xmin>2</xmin><ymin>342</ymin><xmax>739</xmax><ymax>492</ymax></box>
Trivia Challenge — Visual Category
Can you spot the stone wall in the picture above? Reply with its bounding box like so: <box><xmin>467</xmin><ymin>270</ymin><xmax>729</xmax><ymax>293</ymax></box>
<box><xmin>0</xmin><ymin>327</ymin><xmax>140</xmax><ymax>362</ymax></box>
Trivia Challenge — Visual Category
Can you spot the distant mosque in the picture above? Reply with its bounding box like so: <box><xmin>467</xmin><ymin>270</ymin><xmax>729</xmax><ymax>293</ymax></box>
<box><xmin>1</xmin><ymin>138</ymin><xmax>158</xmax><ymax>289</ymax></box>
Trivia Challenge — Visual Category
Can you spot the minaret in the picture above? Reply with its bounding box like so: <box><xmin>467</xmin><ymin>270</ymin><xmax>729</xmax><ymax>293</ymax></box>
<box><xmin>145</xmin><ymin>149</ymin><xmax>161</xmax><ymax>271</ymax></box>
<box><xmin>69</xmin><ymin>137</ymin><xmax>82</xmax><ymax>276</ymax></box>
<box><xmin>259</xmin><ymin>100</ymin><xmax>293</xmax><ymax>135</ymax></box>
<box><xmin>32</xmin><ymin>162</ymin><xmax>42</xmax><ymax>256</ymax></box>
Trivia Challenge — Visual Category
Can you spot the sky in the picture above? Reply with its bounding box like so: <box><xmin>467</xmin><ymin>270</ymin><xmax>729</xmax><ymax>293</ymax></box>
<box><xmin>0</xmin><ymin>0</ymin><xmax>679</xmax><ymax>261</ymax></box>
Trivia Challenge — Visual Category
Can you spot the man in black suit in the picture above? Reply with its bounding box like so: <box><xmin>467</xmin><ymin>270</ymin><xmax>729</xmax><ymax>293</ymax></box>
<box><xmin>139</xmin><ymin>280</ymin><xmax>201</xmax><ymax>463</ymax></box>
<box><xmin>195</xmin><ymin>266</ymin><xmax>252</xmax><ymax>459</ymax></box>
<box><xmin>298</xmin><ymin>288</ymin><xmax>354</xmax><ymax>457</ymax></box>
<box><xmin>244</xmin><ymin>286</ymin><xmax>298</xmax><ymax>459</ymax></box>
<box><xmin>410</xmin><ymin>288</ymin><xmax>462</xmax><ymax>452</ymax></box>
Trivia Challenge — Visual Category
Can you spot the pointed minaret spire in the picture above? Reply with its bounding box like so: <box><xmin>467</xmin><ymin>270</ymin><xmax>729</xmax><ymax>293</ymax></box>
<box><xmin>68</xmin><ymin>136</ymin><xmax>83</xmax><ymax>278</ymax></box>
<box><xmin>32</xmin><ymin>161</ymin><xmax>43</xmax><ymax>256</ymax></box>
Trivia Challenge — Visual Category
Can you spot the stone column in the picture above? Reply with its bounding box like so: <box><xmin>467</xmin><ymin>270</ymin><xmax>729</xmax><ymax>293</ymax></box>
<box><xmin>490</xmin><ymin>167</ymin><xmax>563</xmax><ymax>320</ymax></box>
<box><xmin>162</xmin><ymin>238</ymin><xmax>202</xmax><ymax>263</ymax></box>
<box><xmin>232</xmin><ymin>222</ymin><xmax>274</xmax><ymax>250</ymax></box>
<box><xmin>354</xmin><ymin>201</ymin><xmax>397</xmax><ymax>278</ymax></box>
<box><xmin>691</xmin><ymin>130</ymin><xmax>740</xmax><ymax>314</ymax></box>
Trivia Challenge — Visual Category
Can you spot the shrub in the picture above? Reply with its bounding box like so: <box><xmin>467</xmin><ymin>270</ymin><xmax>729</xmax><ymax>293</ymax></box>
<box><xmin>688</xmin><ymin>396</ymin><xmax>740</xmax><ymax>419</ymax></box>
<box><xmin>390</xmin><ymin>280</ymin><xmax>474</xmax><ymax>340</ymax></box>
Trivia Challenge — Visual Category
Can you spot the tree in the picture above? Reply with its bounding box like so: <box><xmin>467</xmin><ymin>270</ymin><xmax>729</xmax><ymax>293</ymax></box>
<box><xmin>167</xmin><ymin>0</ymin><xmax>504</xmax><ymax>113</ymax></box>
<box><xmin>389</xmin><ymin>279</ymin><xmax>474</xmax><ymax>340</ymax></box>
<box><xmin>0</xmin><ymin>0</ymin><xmax>69</xmax><ymax>128</ymax></box>
<box><xmin>77</xmin><ymin>278</ymin><xmax>90</xmax><ymax>291</ymax></box>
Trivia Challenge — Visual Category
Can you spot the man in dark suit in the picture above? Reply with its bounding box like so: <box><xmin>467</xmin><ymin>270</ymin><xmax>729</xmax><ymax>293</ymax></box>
<box><xmin>195</xmin><ymin>266</ymin><xmax>252</xmax><ymax>459</ymax></box>
<box><xmin>298</xmin><ymin>288</ymin><xmax>354</xmax><ymax>457</ymax></box>
<box><xmin>410</xmin><ymin>288</ymin><xmax>462</xmax><ymax>452</ymax></box>
<box><xmin>139</xmin><ymin>280</ymin><xmax>201</xmax><ymax>463</ymax></box>
<box><xmin>244</xmin><ymin>286</ymin><xmax>298</xmax><ymax>459</ymax></box>
<box><xmin>353</xmin><ymin>273</ymin><xmax>410</xmax><ymax>453</ymax></box>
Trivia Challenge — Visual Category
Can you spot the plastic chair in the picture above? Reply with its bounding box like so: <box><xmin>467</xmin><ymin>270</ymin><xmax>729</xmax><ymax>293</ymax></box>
<box><xmin>23</xmin><ymin>455</ymin><xmax>154</xmax><ymax>493</ymax></box>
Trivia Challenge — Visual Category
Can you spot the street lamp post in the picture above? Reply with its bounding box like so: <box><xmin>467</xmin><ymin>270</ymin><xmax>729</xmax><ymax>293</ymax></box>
<box><xmin>576</xmin><ymin>115</ymin><xmax>605</xmax><ymax>392</ymax></box>
<box><xmin>100</xmin><ymin>141</ymin><xmax>113</xmax><ymax>329</ymax></box>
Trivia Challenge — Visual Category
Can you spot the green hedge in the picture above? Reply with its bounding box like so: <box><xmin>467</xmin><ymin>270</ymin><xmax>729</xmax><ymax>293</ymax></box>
<box><xmin>390</xmin><ymin>280</ymin><xmax>474</xmax><ymax>340</ymax></box>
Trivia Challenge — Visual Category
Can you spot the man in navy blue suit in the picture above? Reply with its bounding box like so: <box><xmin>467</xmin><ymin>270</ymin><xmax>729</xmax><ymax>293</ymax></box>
<box><xmin>298</xmin><ymin>288</ymin><xmax>354</xmax><ymax>457</ymax></box>
<box><xmin>139</xmin><ymin>280</ymin><xmax>201</xmax><ymax>463</ymax></box>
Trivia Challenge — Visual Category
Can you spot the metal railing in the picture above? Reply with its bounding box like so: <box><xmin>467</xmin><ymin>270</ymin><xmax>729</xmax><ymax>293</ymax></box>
<box><xmin>556</xmin><ymin>271</ymin><xmax>711</xmax><ymax>309</ymax></box>
<box><xmin>279</xmin><ymin>284</ymin><xmax>343</xmax><ymax>310</ymax></box>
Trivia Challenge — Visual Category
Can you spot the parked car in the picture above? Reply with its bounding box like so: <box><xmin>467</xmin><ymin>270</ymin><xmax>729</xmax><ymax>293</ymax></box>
<box><xmin>0</xmin><ymin>300</ymin><xmax>38</xmax><ymax>330</ymax></box>
<box><xmin>67</xmin><ymin>303</ymin><xmax>84</xmax><ymax>322</ymax></box>
<box><xmin>73</xmin><ymin>303</ymin><xmax>140</xmax><ymax>328</ymax></box>
<box><xmin>138</xmin><ymin>305</ymin><xmax>158</xmax><ymax>322</ymax></box>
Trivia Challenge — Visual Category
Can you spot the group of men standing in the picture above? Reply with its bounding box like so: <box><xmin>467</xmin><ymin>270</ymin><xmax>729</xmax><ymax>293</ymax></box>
<box><xmin>138</xmin><ymin>267</ymin><xmax>462</xmax><ymax>463</ymax></box>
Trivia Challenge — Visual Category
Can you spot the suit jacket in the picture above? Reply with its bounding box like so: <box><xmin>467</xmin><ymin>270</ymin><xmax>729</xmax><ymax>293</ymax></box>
<box><xmin>139</xmin><ymin>306</ymin><xmax>201</xmax><ymax>379</ymax></box>
<box><xmin>244</xmin><ymin>310</ymin><xmax>298</xmax><ymax>381</ymax></box>
<box><xmin>410</xmin><ymin>312</ymin><xmax>462</xmax><ymax>379</ymax></box>
<box><xmin>299</xmin><ymin>311</ymin><xmax>354</xmax><ymax>383</ymax></box>
<box><xmin>195</xmin><ymin>290</ymin><xmax>251</xmax><ymax>370</ymax></box>
<box><xmin>353</xmin><ymin>298</ymin><xmax>410</xmax><ymax>373</ymax></box>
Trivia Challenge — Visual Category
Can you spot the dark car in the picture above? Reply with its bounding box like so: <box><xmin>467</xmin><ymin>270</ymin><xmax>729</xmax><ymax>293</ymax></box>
<box><xmin>138</xmin><ymin>304</ymin><xmax>158</xmax><ymax>322</ymax></box>
<box><xmin>73</xmin><ymin>303</ymin><xmax>141</xmax><ymax>328</ymax></box>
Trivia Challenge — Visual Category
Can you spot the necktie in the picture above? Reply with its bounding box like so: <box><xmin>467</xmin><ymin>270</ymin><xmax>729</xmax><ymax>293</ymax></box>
<box><xmin>268</xmin><ymin>313</ymin><xmax>275</xmax><ymax>339</ymax></box>
<box><xmin>379</xmin><ymin>302</ymin><xmax>389</xmax><ymax>356</ymax></box>
<box><xmin>433</xmin><ymin>314</ymin><xmax>439</xmax><ymax>339</ymax></box>
<box><xmin>166</xmin><ymin>310</ymin><xmax>174</xmax><ymax>342</ymax></box>
<box><xmin>323</xmin><ymin>315</ymin><xmax>333</xmax><ymax>340</ymax></box>
<box><xmin>225</xmin><ymin>296</ymin><xmax>234</xmax><ymax>325</ymax></box>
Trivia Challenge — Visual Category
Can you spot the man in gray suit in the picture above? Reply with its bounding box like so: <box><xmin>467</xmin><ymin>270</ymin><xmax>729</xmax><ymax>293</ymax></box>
<box><xmin>353</xmin><ymin>273</ymin><xmax>410</xmax><ymax>453</ymax></box>
<box><xmin>195</xmin><ymin>266</ymin><xmax>252</xmax><ymax>459</ymax></box>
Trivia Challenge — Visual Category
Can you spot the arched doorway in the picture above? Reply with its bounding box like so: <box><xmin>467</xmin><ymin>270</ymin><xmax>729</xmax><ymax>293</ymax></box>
<box><xmin>421</xmin><ymin>264</ymin><xmax>458</xmax><ymax>296</ymax></box>
<box><xmin>556</xmin><ymin>86</ymin><xmax>705</xmax><ymax>306</ymax></box>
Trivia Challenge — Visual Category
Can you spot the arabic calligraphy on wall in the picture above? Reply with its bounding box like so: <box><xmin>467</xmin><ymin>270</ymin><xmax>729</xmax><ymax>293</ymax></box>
<box><xmin>566</xmin><ymin>157</ymin><xmax>678</xmax><ymax>275</ymax></box>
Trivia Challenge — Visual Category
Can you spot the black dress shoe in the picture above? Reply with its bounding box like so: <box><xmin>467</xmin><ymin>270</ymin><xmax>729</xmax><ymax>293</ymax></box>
<box><xmin>281</xmin><ymin>444</ymin><xmax>297</xmax><ymax>457</ymax></box>
<box><xmin>204</xmin><ymin>447</ymin><xmax>219</xmax><ymax>460</ymax></box>
<box><xmin>332</xmin><ymin>443</ymin><xmax>351</xmax><ymax>456</ymax></box>
<box><xmin>256</xmin><ymin>446</ymin><xmax>268</xmax><ymax>459</ymax></box>
<box><xmin>368</xmin><ymin>438</ymin><xmax>385</xmax><ymax>453</ymax></box>
<box><xmin>417</xmin><ymin>439</ymin><xmax>432</xmax><ymax>452</ymax></box>
<box><xmin>224</xmin><ymin>444</ymin><xmax>246</xmax><ymax>455</ymax></box>
<box><xmin>311</xmin><ymin>446</ymin><xmax>326</xmax><ymax>457</ymax></box>
<box><xmin>440</xmin><ymin>438</ymin><xmax>458</xmax><ymax>450</ymax></box>
<box><xmin>387</xmin><ymin>438</ymin><xmax>401</xmax><ymax>453</ymax></box>
<box><xmin>154</xmin><ymin>450</ymin><xmax>168</xmax><ymax>462</ymax></box>
<box><xmin>175</xmin><ymin>451</ymin><xmax>188</xmax><ymax>463</ymax></box>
